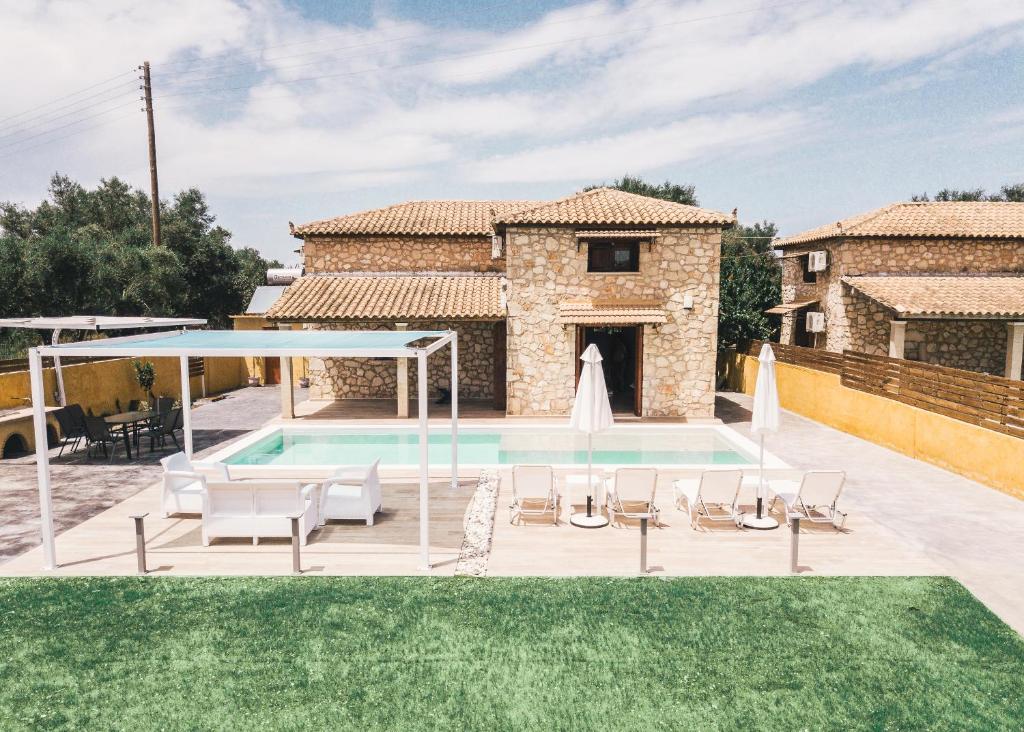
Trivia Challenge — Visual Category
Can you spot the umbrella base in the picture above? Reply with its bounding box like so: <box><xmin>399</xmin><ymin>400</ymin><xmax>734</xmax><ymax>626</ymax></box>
<box><xmin>570</xmin><ymin>513</ymin><xmax>609</xmax><ymax>529</ymax></box>
<box><xmin>742</xmin><ymin>515</ymin><xmax>779</xmax><ymax>530</ymax></box>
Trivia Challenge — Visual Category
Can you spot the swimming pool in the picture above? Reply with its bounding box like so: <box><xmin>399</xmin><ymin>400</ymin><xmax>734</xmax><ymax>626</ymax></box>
<box><xmin>219</xmin><ymin>425</ymin><xmax>771</xmax><ymax>468</ymax></box>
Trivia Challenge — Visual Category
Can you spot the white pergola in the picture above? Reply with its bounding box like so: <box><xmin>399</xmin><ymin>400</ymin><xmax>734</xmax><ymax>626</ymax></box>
<box><xmin>28</xmin><ymin>328</ymin><xmax>459</xmax><ymax>572</ymax></box>
<box><xmin>0</xmin><ymin>316</ymin><xmax>207</xmax><ymax>406</ymax></box>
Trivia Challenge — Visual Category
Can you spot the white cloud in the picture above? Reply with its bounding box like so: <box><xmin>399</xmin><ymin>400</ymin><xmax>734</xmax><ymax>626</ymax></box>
<box><xmin>0</xmin><ymin>0</ymin><xmax>1022</xmax><ymax>257</ymax></box>
<box><xmin>463</xmin><ymin>111</ymin><xmax>806</xmax><ymax>182</ymax></box>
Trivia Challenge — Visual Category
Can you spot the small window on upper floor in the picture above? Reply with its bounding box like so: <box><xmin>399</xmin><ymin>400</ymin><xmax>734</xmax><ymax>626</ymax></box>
<box><xmin>800</xmin><ymin>254</ymin><xmax>816</xmax><ymax>283</ymax></box>
<box><xmin>588</xmin><ymin>240</ymin><xmax>640</xmax><ymax>272</ymax></box>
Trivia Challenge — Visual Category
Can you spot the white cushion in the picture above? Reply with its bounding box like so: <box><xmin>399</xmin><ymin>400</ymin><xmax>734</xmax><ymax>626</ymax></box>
<box><xmin>325</xmin><ymin>483</ymin><xmax>364</xmax><ymax>499</ymax></box>
<box><xmin>176</xmin><ymin>480</ymin><xmax>204</xmax><ymax>495</ymax></box>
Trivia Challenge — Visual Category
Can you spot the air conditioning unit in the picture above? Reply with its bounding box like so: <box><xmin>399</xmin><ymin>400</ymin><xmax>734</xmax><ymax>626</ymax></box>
<box><xmin>808</xmin><ymin>250</ymin><xmax>828</xmax><ymax>272</ymax></box>
<box><xmin>806</xmin><ymin>311</ymin><xmax>826</xmax><ymax>333</ymax></box>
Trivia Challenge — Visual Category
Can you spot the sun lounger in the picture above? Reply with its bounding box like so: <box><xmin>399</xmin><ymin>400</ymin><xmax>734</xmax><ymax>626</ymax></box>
<box><xmin>509</xmin><ymin>465</ymin><xmax>560</xmax><ymax>525</ymax></box>
<box><xmin>768</xmin><ymin>470</ymin><xmax>847</xmax><ymax>529</ymax></box>
<box><xmin>605</xmin><ymin>468</ymin><xmax>659</xmax><ymax>527</ymax></box>
<box><xmin>672</xmin><ymin>469</ymin><xmax>744</xmax><ymax>529</ymax></box>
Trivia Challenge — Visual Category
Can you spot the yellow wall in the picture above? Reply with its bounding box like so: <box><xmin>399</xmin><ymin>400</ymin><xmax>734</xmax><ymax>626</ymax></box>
<box><xmin>0</xmin><ymin>357</ymin><xmax>246</xmax><ymax>415</ymax></box>
<box><xmin>730</xmin><ymin>352</ymin><xmax>1024</xmax><ymax>500</ymax></box>
<box><xmin>230</xmin><ymin>315</ymin><xmax>308</xmax><ymax>386</ymax></box>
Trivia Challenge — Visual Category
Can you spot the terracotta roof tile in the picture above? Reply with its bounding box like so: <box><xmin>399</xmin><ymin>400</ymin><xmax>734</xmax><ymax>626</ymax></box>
<box><xmin>843</xmin><ymin>275</ymin><xmax>1024</xmax><ymax>318</ymax></box>
<box><xmin>265</xmin><ymin>273</ymin><xmax>505</xmax><ymax>321</ymax></box>
<box><xmin>497</xmin><ymin>187</ymin><xmax>734</xmax><ymax>227</ymax></box>
<box><xmin>779</xmin><ymin>202</ymin><xmax>1024</xmax><ymax>246</ymax></box>
<box><xmin>557</xmin><ymin>299</ymin><xmax>667</xmax><ymax>325</ymax></box>
<box><xmin>293</xmin><ymin>200</ymin><xmax>543</xmax><ymax>237</ymax></box>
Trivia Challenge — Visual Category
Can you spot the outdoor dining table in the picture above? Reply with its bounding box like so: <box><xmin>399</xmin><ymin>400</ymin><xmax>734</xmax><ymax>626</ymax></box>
<box><xmin>104</xmin><ymin>410</ymin><xmax>157</xmax><ymax>460</ymax></box>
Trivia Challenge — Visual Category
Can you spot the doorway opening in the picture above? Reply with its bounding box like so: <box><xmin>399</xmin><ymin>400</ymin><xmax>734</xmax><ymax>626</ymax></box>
<box><xmin>263</xmin><ymin>357</ymin><xmax>282</xmax><ymax>384</ymax></box>
<box><xmin>576</xmin><ymin>325</ymin><xmax>642</xmax><ymax>416</ymax></box>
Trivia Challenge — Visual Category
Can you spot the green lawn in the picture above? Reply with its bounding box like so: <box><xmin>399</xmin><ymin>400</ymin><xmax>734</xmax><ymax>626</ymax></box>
<box><xmin>0</xmin><ymin>577</ymin><xmax>1021</xmax><ymax>730</ymax></box>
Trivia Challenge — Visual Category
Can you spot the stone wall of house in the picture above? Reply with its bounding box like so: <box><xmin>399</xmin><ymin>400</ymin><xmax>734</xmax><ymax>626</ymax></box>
<box><xmin>303</xmin><ymin>235</ymin><xmax>502</xmax><ymax>273</ymax></box>
<box><xmin>504</xmin><ymin>226</ymin><xmax>721</xmax><ymax>418</ymax></box>
<box><xmin>903</xmin><ymin>320</ymin><xmax>1008</xmax><ymax>374</ymax></box>
<box><xmin>779</xmin><ymin>237</ymin><xmax>1024</xmax><ymax>374</ymax></box>
<box><xmin>304</xmin><ymin>320</ymin><xmax>496</xmax><ymax>401</ymax></box>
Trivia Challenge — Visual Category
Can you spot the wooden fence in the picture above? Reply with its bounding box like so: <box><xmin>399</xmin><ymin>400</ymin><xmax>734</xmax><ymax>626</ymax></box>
<box><xmin>747</xmin><ymin>341</ymin><xmax>1024</xmax><ymax>440</ymax></box>
<box><xmin>747</xmin><ymin>340</ymin><xmax>843</xmax><ymax>374</ymax></box>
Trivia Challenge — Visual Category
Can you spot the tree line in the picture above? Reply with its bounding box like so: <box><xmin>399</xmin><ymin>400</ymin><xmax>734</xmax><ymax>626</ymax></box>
<box><xmin>0</xmin><ymin>175</ymin><xmax>281</xmax><ymax>356</ymax></box>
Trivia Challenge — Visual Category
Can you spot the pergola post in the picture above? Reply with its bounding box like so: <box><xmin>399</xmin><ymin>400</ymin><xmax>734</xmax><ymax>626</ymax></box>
<box><xmin>418</xmin><ymin>350</ymin><xmax>430</xmax><ymax>571</ymax></box>
<box><xmin>396</xmin><ymin>322</ymin><xmax>409</xmax><ymax>418</ymax></box>
<box><xmin>51</xmin><ymin>329</ymin><xmax>67</xmax><ymax>407</ymax></box>
<box><xmin>29</xmin><ymin>348</ymin><xmax>57</xmax><ymax>569</ymax></box>
<box><xmin>278</xmin><ymin>324</ymin><xmax>295</xmax><ymax>419</ymax></box>
<box><xmin>179</xmin><ymin>356</ymin><xmax>193</xmax><ymax>457</ymax></box>
<box><xmin>1006</xmin><ymin>322</ymin><xmax>1024</xmax><ymax>380</ymax></box>
<box><xmin>450</xmin><ymin>331</ymin><xmax>458</xmax><ymax>490</ymax></box>
<box><xmin>888</xmin><ymin>320</ymin><xmax>907</xmax><ymax>359</ymax></box>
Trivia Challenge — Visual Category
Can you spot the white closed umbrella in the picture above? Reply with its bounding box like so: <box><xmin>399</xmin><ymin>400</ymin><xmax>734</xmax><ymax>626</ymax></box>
<box><xmin>745</xmin><ymin>342</ymin><xmax>781</xmax><ymax>529</ymax></box>
<box><xmin>569</xmin><ymin>343</ymin><xmax>614</xmax><ymax>528</ymax></box>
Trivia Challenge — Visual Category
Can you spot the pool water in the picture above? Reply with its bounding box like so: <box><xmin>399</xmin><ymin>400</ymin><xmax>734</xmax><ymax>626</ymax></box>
<box><xmin>224</xmin><ymin>428</ymin><xmax>757</xmax><ymax>467</ymax></box>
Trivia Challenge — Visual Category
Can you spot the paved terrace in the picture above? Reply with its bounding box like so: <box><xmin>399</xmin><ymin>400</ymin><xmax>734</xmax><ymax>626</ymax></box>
<box><xmin>1</xmin><ymin>389</ymin><xmax>1022</xmax><ymax>633</ymax></box>
<box><xmin>0</xmin><ymin>387</ymin><xmax>305</xmax><ymax>561</ymax></box>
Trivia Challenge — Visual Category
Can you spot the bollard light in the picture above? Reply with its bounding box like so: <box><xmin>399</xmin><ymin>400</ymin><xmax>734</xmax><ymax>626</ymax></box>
<box><xmin>130</xmin><ymin>513</ymin><xmax>149</xmax><ymax>575</ymax></box>
<box><xmin>640</xmin><ymin>517</ymin><xmax>649</xmax><ymax>575</ymax></box>
<box><xmin>790</xmin><ymin>516</ymin><xmax>801</xmax><ymax>574</ymax></box>
<box><xmin>290</xmin><ymin>515</ymin><xmax>302</xmax><ymax>575</ymax></box>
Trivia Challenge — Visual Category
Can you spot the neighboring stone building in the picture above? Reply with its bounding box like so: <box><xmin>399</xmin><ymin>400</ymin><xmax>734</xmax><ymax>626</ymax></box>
<box><xmin>267</xmin><ymin>188</ymin><xmax>734</xmax><ymax>418</ymax></box>
<box><xmin>773</xmin><ymin>202</ymin><xmax>1024</xmax><ymax>378</ymax></box>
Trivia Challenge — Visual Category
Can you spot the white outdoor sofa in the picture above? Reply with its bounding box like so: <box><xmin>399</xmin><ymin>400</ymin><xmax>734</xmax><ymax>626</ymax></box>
<box><xmin>159</xmin><ymin>451</ymin><xmax>232</xmax><ymax>517</ymax></box>
<box><xmin>202</xmin><ymin>479</ymin><xmax>319</xmax><ymax>546</ymax></box>
<box><xmin>319</xmin><ymin>460</ymin><xmax>383</xmax><ymax>526</ymax></box>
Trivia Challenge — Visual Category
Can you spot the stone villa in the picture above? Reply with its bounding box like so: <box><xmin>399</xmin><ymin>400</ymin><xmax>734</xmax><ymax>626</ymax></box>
<box><xmin>772</xmin><ymin>201</ymin><xmax>1024</xmax><ymax>378</ymax></box>
<box><xmin>266</xmin><ymin>187</ymin><xmax>734</xmax><ymax>417</ymax></box>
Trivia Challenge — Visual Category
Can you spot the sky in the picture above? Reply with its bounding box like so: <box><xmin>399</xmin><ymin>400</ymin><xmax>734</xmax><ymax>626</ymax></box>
<box><xmin>0</xmin><ymin>0</ymin><xmax>1023</xmax><ymax>264</ymax></box>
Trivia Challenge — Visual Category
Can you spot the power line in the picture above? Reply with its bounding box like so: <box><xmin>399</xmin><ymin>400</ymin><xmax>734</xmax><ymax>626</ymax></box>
<box><xmin>0</xmin><ymin>70</ymin><xmax>135</xmax><ymax>127</ymax></box>
<box><xmin>0</xmin><ymin>99</ymin><xmax>139</xmax><ymax>154</ymax></box>
<box><xmin>0</xmin><ymin>109</ymin><xmax>138</xmax><ymax>163</ymax></box>
<box><xmin>0</xmin><ymin>82</ymin><xmax>137</xmax><ymax>141</ymax></box>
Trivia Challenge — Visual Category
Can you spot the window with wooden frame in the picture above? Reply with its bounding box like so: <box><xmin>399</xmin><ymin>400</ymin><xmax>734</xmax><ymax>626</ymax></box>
<box><xmin>587</xmin><ymin>239</ymin><xmax>640</xmax><ymax>272</ymax></box>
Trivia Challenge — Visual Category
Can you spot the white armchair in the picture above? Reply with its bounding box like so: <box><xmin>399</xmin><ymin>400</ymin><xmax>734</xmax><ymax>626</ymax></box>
<box><xmin>159</xmin><ymin>451</ymin><xmax>231</xmax><ymax>517</ymax></box>
<box><xmin>319</xmin><ymin>459</ymin><xmax>383</xmax><ymax>526</ymax></box>
<box><xmin>202</xmin><ymin>480</ymin><xmax>319</xmax><ymax>546</ymax></box>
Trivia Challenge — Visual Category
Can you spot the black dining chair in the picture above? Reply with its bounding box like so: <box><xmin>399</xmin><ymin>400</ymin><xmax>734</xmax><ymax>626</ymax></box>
<box><xmin>84</xmin><ymin>416</ymin><xmax>120</xmax><ymax>461</ymax></box>
<box><xmin>144</xmin><ymin>407</ymin><xmax>183</xmax><ymax>452</ymax></box>
<box><xmin>53</xmin><ymin>405</ymin><xmax>87</xmax><ymax>456</ymax></box>
<box><xmin>155</xmin><ymin>396</ymin><xmax>174</xmax><ymax>415</ymax></box>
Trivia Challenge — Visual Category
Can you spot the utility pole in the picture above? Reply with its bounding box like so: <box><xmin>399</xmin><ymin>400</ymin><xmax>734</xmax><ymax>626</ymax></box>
<box><xmin>140</xmin><ymin>61</ymin><xmax>161</xmax><ymax>247</ymax></box>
